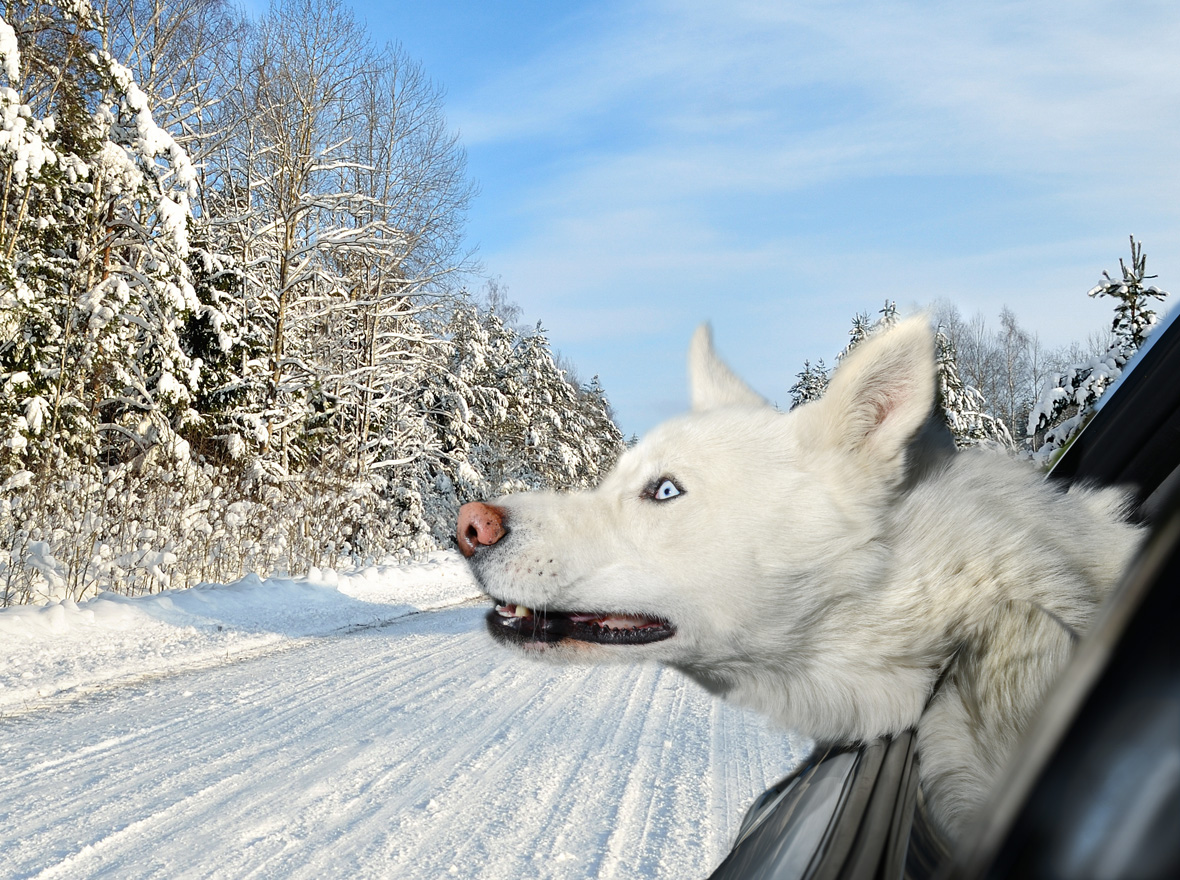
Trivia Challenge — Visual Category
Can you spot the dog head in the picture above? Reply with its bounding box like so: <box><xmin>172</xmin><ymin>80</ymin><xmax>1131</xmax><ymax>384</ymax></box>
<box><xmin>458</xmin><ymin>318</ymin><xmax>941</xmax><ymax>696</ymax></box>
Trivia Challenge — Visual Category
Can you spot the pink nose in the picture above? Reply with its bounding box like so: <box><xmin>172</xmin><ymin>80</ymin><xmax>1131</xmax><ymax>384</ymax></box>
<box><xmin>456</xmin><ymin>502</ymin><xmax>508</xmax><ymax>558</ymax></box>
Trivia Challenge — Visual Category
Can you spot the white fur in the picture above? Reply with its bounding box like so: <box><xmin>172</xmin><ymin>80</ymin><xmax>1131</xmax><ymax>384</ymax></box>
<box><xmin>464</xmin><ymin>318</ymin><xmax>1142</xmax><ymax>838</ymax></box>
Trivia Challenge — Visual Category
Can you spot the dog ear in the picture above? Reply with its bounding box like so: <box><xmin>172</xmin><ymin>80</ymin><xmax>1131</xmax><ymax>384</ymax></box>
<box><xmin>810</xmin><ymin>316</ymin><xmax>938</xmax><ymax>479</ymax></box>
<box><xmin>688</xmin><ymin>324</ymin><xmax>767</xmax><ymax>410</ymax></box>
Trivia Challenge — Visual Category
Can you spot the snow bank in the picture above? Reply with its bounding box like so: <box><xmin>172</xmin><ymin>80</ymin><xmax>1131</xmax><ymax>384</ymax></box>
<box><xmin>0</xmin><ymin>550</ymin><xmax>482</xmax><ymax>710</ymax></box>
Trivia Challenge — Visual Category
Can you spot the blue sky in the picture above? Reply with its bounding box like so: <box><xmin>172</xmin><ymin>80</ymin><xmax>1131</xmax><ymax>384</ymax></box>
<box><xmin>349</xmin><ymin>0</ymin><xmax>1180</xmax><ymax>437</ymax></box>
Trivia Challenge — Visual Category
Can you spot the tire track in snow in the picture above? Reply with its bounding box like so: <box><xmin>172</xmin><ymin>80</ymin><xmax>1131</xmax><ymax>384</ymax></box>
<box><xmin>2</xmin><ymin>611</ymin><xmax>499</xmax><ymax>878</ymax></box>
<box><xmin>1</xmin><ymin>604</ymin><xmax>807</xmax><ymax>880</ymax></box>
<box><xmin>593</xmin><ymin>667</ymin><xmax>682</xmax><ymax>877</ymax></box>
<box><xmin>453</xmin><ymin>664</ymin><xmax>671</xmax><ymax>878</ymax></box>
<box><xmin>0</xmin><ymin>594</ymin><xmax>483</xmax><ymax>719</ymax></box>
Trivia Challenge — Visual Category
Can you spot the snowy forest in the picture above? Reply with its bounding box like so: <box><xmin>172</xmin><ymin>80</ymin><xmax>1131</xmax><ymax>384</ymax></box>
<box><xmin>0</xmin><ymin>1</ymin><xmax>1170</xmax><ymax>608</ymax></box>
<box><xmin>0</xmin><ymin>0</ymin><xmax>622</xmax><ymax>605</ymax></box>
<box><xmin>790</xmin><ymin>236</ymin><xmax>1169</xmax><ymax>460</ymax></box>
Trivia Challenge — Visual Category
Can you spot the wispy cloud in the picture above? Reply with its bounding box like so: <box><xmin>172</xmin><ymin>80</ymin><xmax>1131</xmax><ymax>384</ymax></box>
<box><xmin>459</xmin><ymin>0</ymin><xmax>1180</xmax><ymax>176</ymax></box>
<box><xmin>443</xmin><ymin>0</ymin><xmax>1180</xmax><ymax>433</ymax></box>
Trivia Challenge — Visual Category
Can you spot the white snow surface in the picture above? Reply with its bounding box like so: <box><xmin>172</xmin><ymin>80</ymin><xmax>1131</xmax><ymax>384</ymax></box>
<box><xmin>0</xmin><ymin>551</ymin><xmax>807</xmax><ymax>879</ymax></box>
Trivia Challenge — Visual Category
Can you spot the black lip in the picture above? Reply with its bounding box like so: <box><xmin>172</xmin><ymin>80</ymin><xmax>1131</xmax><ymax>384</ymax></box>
<box><xmin>484</xmin><ymin>604</ymin><xmax>675</xmax><ymax>646</ymax></box>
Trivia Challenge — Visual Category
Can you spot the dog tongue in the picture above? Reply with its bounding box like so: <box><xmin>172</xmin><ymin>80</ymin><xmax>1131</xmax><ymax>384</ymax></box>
<box><xmin>568</xmin><ymin>612</ymin><xmax>657</xmax><ymax>629</ymax></box>
<box><xmin>603</xmin><ymin>614</ymin><xmax>651</xmax><ymax>628</ymax></box>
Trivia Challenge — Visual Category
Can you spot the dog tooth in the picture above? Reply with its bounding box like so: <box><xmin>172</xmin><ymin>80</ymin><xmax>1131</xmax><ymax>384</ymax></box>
<box><xmin>513</xmin><ymin>605</ymin><xmax>533</xmax><ymax>618</ymax></box>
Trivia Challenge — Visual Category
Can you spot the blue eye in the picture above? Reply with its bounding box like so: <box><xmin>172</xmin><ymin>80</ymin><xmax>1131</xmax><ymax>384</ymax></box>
<box><xmin>650</xmin><ymin>478</ymin><xmax>682</xmax><ymax>501</ymax></box>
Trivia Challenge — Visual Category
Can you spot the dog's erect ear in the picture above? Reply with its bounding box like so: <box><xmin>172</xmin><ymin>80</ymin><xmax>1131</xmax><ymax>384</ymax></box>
<box><xmin>810</xmin><ymin>316</ymin><xmax>937</xmax><ymax>478</ymax></box>
<box><xmin>689</xmin><ymin>324</ymin><xmax>767</xmax><ymax>410</ymax></box>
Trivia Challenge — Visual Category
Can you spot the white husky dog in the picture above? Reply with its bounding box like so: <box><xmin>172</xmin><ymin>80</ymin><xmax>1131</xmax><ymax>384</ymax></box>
<box><xmin>456</xmin><ymin>317</ymin><xmax>1142</xmax><ymax>838</ymax></box>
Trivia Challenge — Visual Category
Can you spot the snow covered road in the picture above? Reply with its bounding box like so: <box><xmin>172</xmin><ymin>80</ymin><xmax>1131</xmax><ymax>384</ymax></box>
<box><xmin>0</xmin><ymin>556</ymin><xmax>806</xmax><ymax>879</ymax></box>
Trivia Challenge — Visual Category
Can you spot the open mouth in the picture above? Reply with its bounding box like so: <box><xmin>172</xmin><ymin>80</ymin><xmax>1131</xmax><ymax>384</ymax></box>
<box><xmin>486</xmin><ymin>602</ymin><xmax>675</xmax><ymax>646</ymax></box>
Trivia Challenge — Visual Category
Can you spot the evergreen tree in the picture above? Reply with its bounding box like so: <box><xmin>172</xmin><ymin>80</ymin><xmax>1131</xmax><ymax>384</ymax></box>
<box><xmin>877</xmin><ymin>299</ymin><xmax>900</xmax><ymax>329</ymax></box>
<box><xmin>0</xmin><ymin>1</ymin><xmax>201</xmax><ymax>472</ymax></box>
<box><xmin>789</xmin><ymin>359</ymin><xmax>829</xmax><ymax>409</ymax></box>
<box><xmin>439</xmin><ymin>308</ymin><xmax>622</xmax><ymax>500</ymax></box>
<box><xmin>837</xmin><ymin>302</ymin><xmax>896</xmax><ymax>363</ymax></box>
<box><xmin>1088</xmin><ymin>235</ymin><xmax>1166</xmax><ymax>349</ymax></box>
<box><xmin>837</xmin><ymin>311</ymin><xmax>874</xmax><ymax>362</ymax></box>
<box><xmin>1029</xmin><ymin>237</ymin><xmax>1169</xmax><ymax>461</ymax></box>
<box><xmin>797</xmin><ymin>305</ymin><xmax>1012</xmax><ymax>448</ymax></box>
<box><xmin>577</xmin><ymin>374</ymin><xmax>624</xmax><ymax>481</ymax></box>
<box><xmin>935</xmin><ymin>330</ymin><xmax>1013</xmax><ymax>449</ymax></box>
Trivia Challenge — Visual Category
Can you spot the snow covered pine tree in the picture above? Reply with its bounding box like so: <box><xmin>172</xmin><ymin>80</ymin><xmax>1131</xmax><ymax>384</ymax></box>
<box><xmin>1028</xmin><ymin>237</ymin><xmax>1168</xmax><ymax>462</ymax></box>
